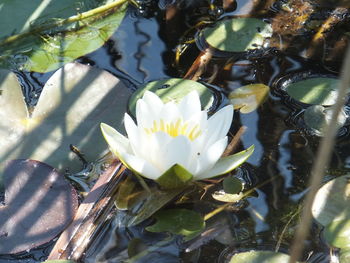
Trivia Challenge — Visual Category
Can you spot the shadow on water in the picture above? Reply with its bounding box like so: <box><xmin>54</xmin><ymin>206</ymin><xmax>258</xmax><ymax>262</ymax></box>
<box><xmin>0</xmin><ymin>4</ymin><xmax>129</xmax><ymax>261</ymax></box>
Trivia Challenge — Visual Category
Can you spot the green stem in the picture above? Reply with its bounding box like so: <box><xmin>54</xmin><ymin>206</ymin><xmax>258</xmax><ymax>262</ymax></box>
<box><xmin>203</xmin><ymin>176</ymin><xmax>277</xmax><ymax>221</ymax></box>
<box><xmin>0</xmin><ymin>0</ymin><xmax>130</xmax><ymax>47</ymax></box>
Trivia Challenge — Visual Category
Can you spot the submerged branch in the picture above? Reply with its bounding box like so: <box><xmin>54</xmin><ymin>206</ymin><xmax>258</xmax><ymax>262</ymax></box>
<box><xmin>48</xmin><ymin>160</ymin><xmax>126</xmax><ymax>261</ymax></box>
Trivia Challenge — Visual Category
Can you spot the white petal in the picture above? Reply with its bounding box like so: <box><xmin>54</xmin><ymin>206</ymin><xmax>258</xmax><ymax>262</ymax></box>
<box><xmin>194</xmin><ymin>136</ymin><xmax>228</xmax><ymax>176</ymax></box>
<box><xmin>203</xmin><ymin>105</ymin><xmax>233</xmax><ymax>150</ymax></box>
<box><xmin>148</xmin><ymin>131</ymin><xmax>172</xmax><ymax>171</ymax></box>
<box><xmin>124</xmin><ymin>113</ymin><xmax>138</xmax><ymax>142</ymax></box>
<box><xmin>161</xmin><ymin>135</ymin><xmax>194</xmax><ymax>173</ymax></box>
<box><xmin>120</xmin><ymin>152</ymin><xmax>162</xmax><ymax>180</ymax></box>
<box><xmin>195</xmin><ymin>145</ymin><xmax>254</xmax><ymax>179</ymax></box>
<box><xmin>186</xmin><ymin>111</ymin><xmax>208</xmax><ymax>132</ymax></box>
<box><xmin>178</xmin><ymin>91</ymin><xmax>201</xmax><ymax>121</ymax></box>
<box><xmin>136</xmin><ymin>99</ymin><xmax>152</xmax><ymax>128</ymax></box>
<box><xmin>160</xmin><ymin>101</ymin><xmax>181</xmax><ymax>122</ymax></box>
<box><xmin>100</xmin><ymin>123</ymin><xmax>130</xmax><ymax>158</ymax></box>
<box><xmin>142</xmin><ymin>91</ymin><xmax>164</xmax><ymax>117</ymax></box>
<box><xmin>124</xmin><ymin>113</ymin><xmax>146</xmax><ymax>158</ymax></box>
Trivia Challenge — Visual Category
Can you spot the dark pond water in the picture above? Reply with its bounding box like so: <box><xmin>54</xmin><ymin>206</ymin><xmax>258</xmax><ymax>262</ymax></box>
<box><xmin>2</xmin><ymin>0</ymin><xmax>350</xmax><ymax>262</ymax></box>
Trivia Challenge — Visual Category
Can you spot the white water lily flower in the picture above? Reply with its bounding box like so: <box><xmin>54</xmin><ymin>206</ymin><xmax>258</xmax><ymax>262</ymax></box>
<box><xmin>101</xmin><ymin>91</ymin><xmax>253</xmax><ymax>182</ymax></box>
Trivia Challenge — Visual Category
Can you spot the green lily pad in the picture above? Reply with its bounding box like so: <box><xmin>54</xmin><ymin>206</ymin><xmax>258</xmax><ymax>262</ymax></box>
<box><xmin>119</xmin><ymin>186</ymin><xmax>185</xmax><ymax>227</ymax></box>
<box><xmin>324</xmin><ymin>219</ymin><xmax>350</xmax><ymax>249</ymax></box>
<box><xmin>340</xmin><ymin>249</ymin><xmax>350</xmax><ymax>263</ymax></box>
<box><xmin>229</xmin><ymin>84</ymin><xmax>270</xmax><ymax>113</ymax></box>
<box><xmin>202</xmin><ymin>18</ymin><xmax>272</xmax><ymax>52</ymax></box>
<box><xmin>223</xmin><ymin>176</ymin><xmax>243</xmax><ymax>194</ymax></box>
<box><xmin>229</xmin><ymin>250</ymin><xmax>297</xmax><ymax>263</ymax></box>
<box><xmin>128</xmin><ymin>78</ymin><xmax>215</xmax><ymax>117</ymax></box>
<box><xmin>312</xmin><ymin>175</ymin><xmax>350</xmax><ymax>227</ymax></box>
<box><xmin>156</xmin><ymin>164</ymin><xmax>193</xmax><ymax>189</ymax></box>
<box><xmin>0</xmin><ymin>0</ymin><xmax>101</xmax><ymax>39</ymax></box>
<box><xmin>146</xmin><ymin>208</ymin><xmax>205</xmax><ymax>239</ymax></box>
<box><xmin>303</xmin><ymin>105</ymin><xmax>347</xmax><ymax>136</ymax></box>
<box><xmin>0</xmin><ymin>63</ymin><xmax>131</xmax><ymax>175</ymax></box>
<box><xmin>0</xmin><ymin>0</ymin><xmax>127</xmax><ymax>72</ymax></box>
<box><xmin>284</xmin><ymin>77</ymin><xmax>340</xmax><ymax>106</ymax></box>
<box><xmin>0</xmin><ymin>159</ymin><xmax>78</xmax><ymax>254</ymax></box>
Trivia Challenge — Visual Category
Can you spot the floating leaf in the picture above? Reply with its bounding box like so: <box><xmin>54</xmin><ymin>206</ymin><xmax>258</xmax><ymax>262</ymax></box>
<box><xmin>324</xmin><ymin>219</ymin><xmax>350</xmax><ymax>249</ymax></box>
<box><xmin>340</xmin><ymin>249</ymin><xmax>350</xmax><ymax>263</ymax></box>
<box><xmin>223</xmin><ymin>176</ymin><xmax>243</xmax><ymax>194</ymax></box>
<box><xmin>229</xmin><ymin>250</ymin><xmax>297</xmax><ymax>263</ymax></box>
<box><xmin>312</xmin><ymin>175</ymin><xmax>350</xmax><ymax>227</ymax></box>
<box><xmin>0</xmin><ymin>159</ymin><xmax>78</xmax><ymax>254</ymax></box>
<box><xmin>0</xmin><ymin>0</ymin><xmax>127</xmax><ymax>72</ymax></box>
<box><xmin>0</xmin><ymin>63</ymin><xmax>131</xmax><ymax>174</ymax></box>
<box><xmin>303</xmin><ymin>105</ymin><xmax>347</xmax><ymax>136</ymax></box>
<box><xmin>115</xmin><ymin>175</ymin><xmax>137</xmax><ymax>210</ymax></box>
<box><xmin>202</xmin><ymin>18</ymin><xmax>272</xmax><ymax>52</ymax></box>
<box><xmin>128</xmin><ymin>78</ymin><xmax>215</xmax><ymax>117</ymax></box>
<box><xmin>146</xmin><ymin>209</ymin><xmax>205</xmax><ymax>239</ymax></box>
<box><xmin>119</xmin><ymin>186</ymin><xmax>185</xmax><ymax>227</ymax></box>
<box><xmin>212</xmin><ymin>190</ymin><xmax>245</xmax><ymax>203</ymax></box>
<box><xmin>284</xmin><ymin>77</ymin><xmax>340</xmax><ymax>106</ymax></box>
<box><xmin>229</xmin><ymin>84</ymin><xmax>270</xmax><ymax>113</ymax></box>
<box><xmin>156</xmin><ymin>164</ymin><xmax>193</xmax><ymax>189</ymax></box>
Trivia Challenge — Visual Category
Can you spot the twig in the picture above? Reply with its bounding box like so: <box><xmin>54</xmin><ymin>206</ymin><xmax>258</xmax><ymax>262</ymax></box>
<box><xmin>47</xmin><ymin>160</ymin><xmax>126</xmax><ymax>261</ymax></box>
<box><xmin>183</xmin><ymin>47</ymin><xmax>213</xmax><ymax>81</ymax></box>
<box><xmin>222</xmin><ymin>126</ymin><xmax>247</xmax><ymax>157</ymax></box>
<box><xmin>288</xmin><ymin>45</ymin><xmax>350</xmax><ymax>263</ymax></box>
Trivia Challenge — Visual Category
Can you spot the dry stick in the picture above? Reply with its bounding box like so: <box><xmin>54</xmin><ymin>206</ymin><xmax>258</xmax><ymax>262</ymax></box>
<box><xmin>183</xmin><ymin>47</ymin><xmax>213</xmax><ymax>81</ymax></box>
<box><xmin>288</xmin><ymin>46</ymin><xmax>350</xmax><ymax>263</ymax></box>
<box><xmin>47</xmin><ymin>160</ymin><xmax>126</xmax><ymax>260</ymax></box>
<box><xmin>222</xmin><ymin>126</ymin><xmax>247</xmax><ymax>157</ymax></box>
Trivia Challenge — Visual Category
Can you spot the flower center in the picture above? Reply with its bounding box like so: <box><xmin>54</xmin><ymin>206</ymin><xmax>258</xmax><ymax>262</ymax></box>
<box><xmin>144</xmin><ymin>118</ymin><xmax>201</xmax><ymax>141</ymax></box>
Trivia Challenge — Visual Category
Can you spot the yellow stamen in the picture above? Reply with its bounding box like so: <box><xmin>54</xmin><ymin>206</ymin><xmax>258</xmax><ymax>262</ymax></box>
<box><xmin>144</xmin><ymin>118</ymin><xmax>201</xmax><ymax>141</ymax></box>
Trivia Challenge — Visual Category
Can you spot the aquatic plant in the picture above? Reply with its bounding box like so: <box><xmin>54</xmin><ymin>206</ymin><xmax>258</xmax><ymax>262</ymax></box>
<box><xmin>101</xmin><ymin>90</ymin><xmax>253</xmax><ymax>187</ymax></box>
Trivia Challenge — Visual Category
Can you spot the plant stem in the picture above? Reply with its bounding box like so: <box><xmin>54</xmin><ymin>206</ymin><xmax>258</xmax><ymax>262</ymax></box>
<box><xmin>0</xmin><ymin>0</ymin><xmax>129</xmax><ymax>47</ymax></box>
<box><xmin>288</xmin><ymin>45</ymin><xmax>350</xmax><ymax>263</ymax></box>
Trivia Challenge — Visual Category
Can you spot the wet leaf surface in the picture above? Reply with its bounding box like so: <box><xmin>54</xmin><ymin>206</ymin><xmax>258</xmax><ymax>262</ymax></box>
<box><xmin>0</xmin><ymin>0</ymin><xmax>127</xmax><ymax>72</ymax></box>
<box><xmin>146</xmin><ymin>208</ymin><xmax>205</xmax><ymax>239</ymax></box>
<box><xmin>324</xmin><ymin>219</ymin><xmax>350</xmax><ymax>249</ymax></box>
<box><xmin>340</xmin><ymin>249</ymin><xmax>350</xmax><ymax>263</ymax></box>
<box><xmin>284</xmin><ymin>77</ymin><xmax>340</xmax><ymax>106</ymax></box>
<box><xmin>0</xmin><ymin>159</ymin><xmax>78</xmax><ymax>254</ymax></box>
<box><xmin>212</xmin><ymin>190</ymin><xmax>245</xmax><ymax>203</ymax></box>
<box><xmin>223</xmin><ymin>176</ymin><xmax>243</xmax><ymax>194</ymax></box>
<box><xmin>229</xmin><ymin>250</ymin><xmax>297</xmax><ymax>263</ymax></box>
<box><xmin>0</xmin><ymin>63</ymin><xmax>131</xmax><ymax>175</ymax></box>
<box><xmin>0</xmin><ymin>0</ymin><xmax>101</xmax><ymax>39</ymax></box>
<box><xmin>117</xmin><ymin>186</ymin><xmax>186</xmax><ymax>227</ymax></box>
<box><xmin>229</xmin><ymin>84</ymin><xmax>270</xmax><ymax>113</ymax></box>
<box><xmin>202</xmin><ymin>18</ymin><xmax>272</xmax><ymax>52</ymax></box>
<box><xmin>312</xmin><ymin>175</ymin><xmax>350</xmax><ymax>227</ymax></box>
<box><xmin>303</xmin><ymin>105</ymin><xmax>347</xmax><ymax>136</ymax></box>
<box><xmin>156</xmin><ymin>164</ymin><xmax>193</xmax><ymax>189</ymax></box>
<box><xmin>128</xmin><ymin>78</ymin><xmax>215</xmax><ymax>117</ymax></box>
